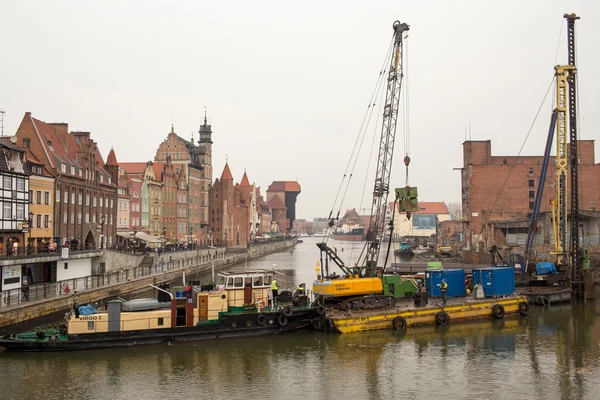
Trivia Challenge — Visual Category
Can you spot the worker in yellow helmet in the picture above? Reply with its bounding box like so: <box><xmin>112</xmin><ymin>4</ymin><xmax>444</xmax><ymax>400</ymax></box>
<box><xmin>271</xmin><ymin>279</ymin><xmax>279</xmax><ymax>298</ymax></box>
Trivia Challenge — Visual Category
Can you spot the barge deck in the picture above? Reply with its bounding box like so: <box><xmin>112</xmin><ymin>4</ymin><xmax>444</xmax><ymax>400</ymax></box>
<box><xmin>323</xmin><ymin>295</ymin><xmax>528</xmax><ymax>333</ymax></box>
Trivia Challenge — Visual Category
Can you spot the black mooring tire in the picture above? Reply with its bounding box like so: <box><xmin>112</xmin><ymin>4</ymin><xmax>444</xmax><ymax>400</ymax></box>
<box><xmin>519</xmin><ymin>302</ymin><xmax>529</xmax><ymax>316</ymax></box>
<box><xmin>392</xmin><ymin>316</ymin><xmax>407</xmax><ymax>330</ymax></box>
<box><xmin>435</xmin><ymin>311</ymin><xmax>449</xmax><ymax>326</ymax></box>
<box><xmin>257</xmin><ymin>314</ymin><xmax>266</xmax><ymax>326</ymax></box>
<box><xmin>282</xmin><ymin>306</ymin><xmax>293</xmax><ymax>317</ymax></box>
<box><xmin>278</xmin><ymin>314</ymin><xmax>288</xmax><ymax>327</ymax></box>
<box><xmin>492</xmin><ymin>304</ymin><xmax>505</xmax><ymax>319</ymax></box>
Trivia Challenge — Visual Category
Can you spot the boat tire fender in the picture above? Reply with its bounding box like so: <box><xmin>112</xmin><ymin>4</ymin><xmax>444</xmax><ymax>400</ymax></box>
<box><xmin>256</xmin><ymin>314</ymin><xmax>266</xmax><ymax>326</ymax></box>
<box><xmin>317</xmin><ymin>305</ymin><xmax>326</xmax><ymax>315</ymax></box>
<box><xmin>518</xmin><ymin>302</ymin><xmax>529</xmax><ymax>316</ymax></box>
<box><xmin>492</xmin><ymin>304</ymin><xmax>505</xmax><ymax>319</ymax></box>
<box><xmin>324</xmin><ymin>319</ymin><xmax>335</xmax><ymax>333</ymax></box>
<box><xmin>436</xmin><ymin>311</ymin><xmax>450</xmax><ymax>326</ymax></box>
<box><xmin>278</xmin><ymin>314</ymin><xmax>288</xmax><ymax>327</ymax></box>
<box><xmin>282</xmin><ymin>306</ymin><xmax>293</xmax><ymax>317</ymax></box>
<box><xmin>392</xmin><ymin>316</ymin><xmax>407</xmax><ymax>330</ymax></box>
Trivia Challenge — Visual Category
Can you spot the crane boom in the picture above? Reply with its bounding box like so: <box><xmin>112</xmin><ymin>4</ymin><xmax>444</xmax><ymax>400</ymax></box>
<box><xmin>363</xmin><ymin>20</ymin><xmax>409</xmax><ymax>278</ymax></box>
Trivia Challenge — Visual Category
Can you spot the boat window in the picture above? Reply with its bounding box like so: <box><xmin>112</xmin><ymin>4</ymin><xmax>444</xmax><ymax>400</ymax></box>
<box><xmin>217</xmin><ymin>276</ymin><xmax>225</xmax><ymax>286</ymax></box>
<box><xmin>227</xmin><ymin>277</ymin><xmax>233</xmax><ymax>287</ymax></box>
<box><xmin>244</xmin><ymin>277</ymin><xmax>252</xmax><ymax>287</ymax></box>
<box><xmin>234</xmin><ymin>277</ymin><xmax>243</xmax><ymax>288</ymax></box>
<box><xmin>263</xmin><ymin>275</ymin><xmax>272</xmax><ymax>286</ymax></box>
<box><xmin>158</xmin><ymin>318</ymin><xmax>164</xmax><ymax>326</ymax></box>
<box><xmin>253</xmin><ymin>276</ymin><xmax>263</xmax><ymax>287</ymax></box>
<box><xmin>87</xmin><ymin>322</ymin><xmax>94</xmax><ymax>331</ymax></box>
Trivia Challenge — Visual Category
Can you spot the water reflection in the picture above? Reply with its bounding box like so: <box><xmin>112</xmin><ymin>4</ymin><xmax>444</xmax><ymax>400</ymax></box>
<box><xmin>1</xmin><ymin>241</ymin><xmax>599</xmax><ymax>400</ymax></box>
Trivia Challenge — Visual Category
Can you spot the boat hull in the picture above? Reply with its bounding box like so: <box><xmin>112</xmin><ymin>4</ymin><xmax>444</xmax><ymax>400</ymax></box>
<box><xmin>0</xmin><ymin>309</ymin><xmax>318</xmax><ymax>352</ymax></box>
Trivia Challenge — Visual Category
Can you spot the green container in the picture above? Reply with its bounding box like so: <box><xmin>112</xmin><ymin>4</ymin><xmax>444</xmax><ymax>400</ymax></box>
<box><xmin>427</xmin><ymin>262</ymin><xmax>443</xmax><ymax>270</ymax></box>
<box><xmin>382</xmin><ymin>275</ymin><xmax>418</xmax><ymax>298</ymax></box>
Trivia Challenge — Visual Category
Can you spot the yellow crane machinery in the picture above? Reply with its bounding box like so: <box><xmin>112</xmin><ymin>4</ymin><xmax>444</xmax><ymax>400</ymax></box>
<box><xmin>313</xmin><ymin>20</ymin><xmax>412</xmax><ymax>310</ymax></box>
<box><xmin>525</xmin><ymin>14</ymin><xmax>590</xmax><ymax>296</ymax></box>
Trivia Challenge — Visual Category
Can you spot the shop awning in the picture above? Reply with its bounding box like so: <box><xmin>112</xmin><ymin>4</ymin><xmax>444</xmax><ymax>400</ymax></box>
<box><xmin>135</xmin><ymin>232</ymin><xmax>163</xmax><ymax>243</ymax></box>
<box><xmin>116</xmin><ymin>231</ymin><xmax>133</xmax><ymax>239</ymax></box>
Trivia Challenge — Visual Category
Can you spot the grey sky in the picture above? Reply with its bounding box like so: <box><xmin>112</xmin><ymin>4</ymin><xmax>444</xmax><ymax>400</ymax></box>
<box><xmin>1</xmin><ymin>1</ymin><xmax>598</xmax><ymax>221</ymax></box>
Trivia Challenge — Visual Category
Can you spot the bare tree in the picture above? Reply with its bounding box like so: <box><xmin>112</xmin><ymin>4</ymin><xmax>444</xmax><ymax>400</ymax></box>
<box><xmin>446</xmin><ymin>201</ymin><xmax>462</xmax><ymax>221</ymax></box>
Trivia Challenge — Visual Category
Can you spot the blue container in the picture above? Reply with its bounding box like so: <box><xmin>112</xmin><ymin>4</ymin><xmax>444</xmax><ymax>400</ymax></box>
<box><xmin>472</xmin><ymin>267</ymin><xmax>515</xmax><ymax>297</ymax></box>
<box><xmin>425</xmin><ymin>269</ymin><xmax>466</xmax><ymax>298</ymax></box>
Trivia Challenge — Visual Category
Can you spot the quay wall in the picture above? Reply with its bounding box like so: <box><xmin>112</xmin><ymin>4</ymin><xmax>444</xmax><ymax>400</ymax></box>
<box><xmin>0</xmin><ymin>239</ymin><xmax>295</xmax><ymax>328</ymax></box>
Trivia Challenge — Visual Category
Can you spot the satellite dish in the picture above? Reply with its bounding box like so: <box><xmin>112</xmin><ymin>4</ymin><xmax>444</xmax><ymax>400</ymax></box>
<box><xmin>10</xmin><ymin>136</ymin><xmax>17</xmax><ymax>144</ymax></box>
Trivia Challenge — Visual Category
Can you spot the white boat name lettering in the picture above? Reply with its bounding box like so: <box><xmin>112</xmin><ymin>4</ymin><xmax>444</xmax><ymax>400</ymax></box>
<box><xmin>79</xmin><ymin>316</ymin><xmax>101</xmax><ymax>321</ymax></box>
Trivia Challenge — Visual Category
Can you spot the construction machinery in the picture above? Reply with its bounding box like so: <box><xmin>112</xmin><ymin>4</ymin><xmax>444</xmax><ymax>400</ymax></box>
<box><xmin>313</xmin><ymin>20</ymin><xmax>416</xmax><ymax>309</ymax></box>
<box><xmin>523</xmin><ymin>14</ymin><xmax>590</xmax><ymax>296</ymax></box>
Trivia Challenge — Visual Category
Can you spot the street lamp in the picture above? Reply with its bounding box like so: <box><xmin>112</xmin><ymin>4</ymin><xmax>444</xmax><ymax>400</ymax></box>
<box><xmin>100</xmin><ymin>215</ymin><xmax>105</xmax><ymax>249</ymax></box>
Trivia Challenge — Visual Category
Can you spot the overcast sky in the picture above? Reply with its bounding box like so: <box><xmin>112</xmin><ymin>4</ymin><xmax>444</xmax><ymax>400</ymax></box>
<box><xmin>1</xmin><ymin>1</ymin><xmax>598</xmax><ymax>221</ymax></box>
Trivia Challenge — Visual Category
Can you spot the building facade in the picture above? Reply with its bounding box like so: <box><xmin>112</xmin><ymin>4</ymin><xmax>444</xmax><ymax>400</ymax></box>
<box><xmin>14</xmin><ymin>113</ymin><xmax>117</xmax><ymax>250</ymax></box>
<box><xmin>266</xmin><ymin>181</ymin><xmax>300</xmax><ymax>232</ymax></box>
<box><xmin>154</xmin><ymin>118</ymin><xmax>213</xmax><ymax>246</ymax></box>
<box><xmin>0</xmin><ymin>138</ymin><xmax>31</xmax><ymax>256</ymax></box>
<box><xmin>461</xmin><ymin>139</ymin><xmax>600</xmax><ymax>249</ymax></box>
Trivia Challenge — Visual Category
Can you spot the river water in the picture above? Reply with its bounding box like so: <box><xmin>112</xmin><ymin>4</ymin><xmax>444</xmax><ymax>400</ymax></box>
<box><xmin>1</xmin><ymin>237</ymin><xmax>599</xmax><ymax>400</ymax></box>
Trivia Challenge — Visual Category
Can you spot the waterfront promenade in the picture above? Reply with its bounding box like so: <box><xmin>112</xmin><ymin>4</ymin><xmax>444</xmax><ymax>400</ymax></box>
<box><xmin>0</xmin><ymin>239</ymin><xmax>295</xmax><ymax>328</ymax></box>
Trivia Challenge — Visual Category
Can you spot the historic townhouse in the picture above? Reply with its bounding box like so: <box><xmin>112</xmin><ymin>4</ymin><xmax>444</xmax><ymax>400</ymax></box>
<box><xmin>0</xmin><ymin>138</ymin><xmax>31</xmax><ymax>256</ymax></box>
<box><xmin>27</xmin><ymin>153</ymin><xmax>54</xmax><ymax>249</ymax></box>
<box><xmin>154</xmin><ymin>117</ymin><xmax>213</xmax><ymax>246</ymax></box>
<box><xmin>14</xmin><ymin>113</ymin><xmax>117</xmax><ymax>249</ymax></box>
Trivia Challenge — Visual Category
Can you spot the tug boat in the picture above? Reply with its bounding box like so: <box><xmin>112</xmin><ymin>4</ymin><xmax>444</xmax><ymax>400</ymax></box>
<box><xmin>0</xmin><ymin>270</ymin><xmax>322</xmax><ymax>352</ymax></box>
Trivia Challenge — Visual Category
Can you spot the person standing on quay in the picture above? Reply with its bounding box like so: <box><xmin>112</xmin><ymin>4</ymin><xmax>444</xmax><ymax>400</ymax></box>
<box><xmin>441</xmin><ymin>279</ymin><xmax>448</xmax><ymax>305</ymax></box>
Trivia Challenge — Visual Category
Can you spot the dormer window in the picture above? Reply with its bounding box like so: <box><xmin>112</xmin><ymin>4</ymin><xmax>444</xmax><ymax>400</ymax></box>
<box><xmin>70</xmin><ymin>166</ymin><xmax>75</xmax><ymax>175</ymax></box>
<box><xmin>108</xmin><ymin>177</ymin><xmax>112</xmax><ymax>184</ymax></box>
<box><xmin>61</xmin><ymin>164</ymin><xmax>66</xmax><ymax>173</ymax></box>
<box><xmin>100</xmin><ymin>175</ymin><xmax>104</xmax><ymax>183</ymax></box>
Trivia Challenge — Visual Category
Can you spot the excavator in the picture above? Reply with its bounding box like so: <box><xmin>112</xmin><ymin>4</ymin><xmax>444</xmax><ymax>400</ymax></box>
<box><xmin>313</xmin><ymin>20</ymin><xmax>420</xmax><ymax>310</ymax></box>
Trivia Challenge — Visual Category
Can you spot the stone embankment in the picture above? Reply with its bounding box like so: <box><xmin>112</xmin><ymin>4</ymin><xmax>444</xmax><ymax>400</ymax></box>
<box><xmin>0</xmin><ymin>239</ymin><xmax>295</xmax><ymax>329</ymax></box>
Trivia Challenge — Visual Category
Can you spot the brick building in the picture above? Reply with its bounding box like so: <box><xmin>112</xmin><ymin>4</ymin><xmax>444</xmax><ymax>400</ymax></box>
<box><xmin>15</xmin><ymin>113</ymin><xmax>117</xmax><ymax>250</ymax></box>
<box><xmin>154</xmin><ymin>119</ymin><xmax>212</xmax><ymax>246</ymax></box>
<box><xmin>266</xmin><ymin>181</ymin><xmax>300</xmax><ymax>232</ymax></box>
<box><xmin>461</xmin><ymin>140</ymin><xmax>600</xmax><ymax>249</ymax></box>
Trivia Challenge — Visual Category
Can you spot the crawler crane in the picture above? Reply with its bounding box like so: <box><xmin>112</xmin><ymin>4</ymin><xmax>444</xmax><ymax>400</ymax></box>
<box><xmin>313</xmin><ymin>20</ymin><xmax>418</xmax><ymax>310</ymax></box>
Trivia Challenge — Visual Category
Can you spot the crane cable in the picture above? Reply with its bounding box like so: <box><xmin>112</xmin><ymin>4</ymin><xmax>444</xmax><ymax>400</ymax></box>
<box><xmin>403</xmin><ymin>35</ymin><xmax>411</xmax><ymax>186</ymax></box>
<box><xmin>476</xmin><ymin>77</ymin><xmax>555</xmax><ymax>242</ymax></box>
<box><xmin>323</xmin><ymin>38</ymin><xmax>394</xmax><ymax>243</ymax></box>
<box><xmin>477</xmin><ymin>16</ymin><xmax>571</xmax><ymax>246</ymax></box>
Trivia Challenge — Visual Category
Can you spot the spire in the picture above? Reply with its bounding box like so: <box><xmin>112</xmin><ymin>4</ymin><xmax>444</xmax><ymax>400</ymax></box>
<box><xmin>221</xmin><ymin>162</ymin><xmax>233</xmax><ymax>180</ymax></box>
<box><xmin>198</xmin><ymin>107</ymin><xmax>212</xmax><ymax>144</ymax></box>
<box><xmin>170</xmin><ymin>124</ymin><xmax>175</xmax><ymax>135</ymax></box>
<box><xmin>106</xmin><ymin>147</ymin><xmax>118</xmax><ymax>166</ymax></box>
<box><xmin>240</xmin><ymin>170</ymin><xmax>250</xmax><ymax>187</ymax></box>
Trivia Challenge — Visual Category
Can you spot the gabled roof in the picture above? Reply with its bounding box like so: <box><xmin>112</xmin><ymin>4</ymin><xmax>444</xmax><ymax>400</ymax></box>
<box><xmin>267</xmin><ymin>181</ymin><xmax>301</xmax><ymax>192</ymax></box>
<box><xmin>119</xmin><ymin>162</ymin><xmax>148</xmax><ymax>175</ymax></box>
<box><xmin>267</xmin><ymin>195</ymin><xmax>287</xmax><ymax>209</ymax></box>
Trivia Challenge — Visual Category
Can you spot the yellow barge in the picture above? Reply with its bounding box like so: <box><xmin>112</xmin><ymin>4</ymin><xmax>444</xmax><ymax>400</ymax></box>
<box><xmin>324</xmin><ymin>296</ymin><xmax>529</xmax><ymax>334</ymax></box>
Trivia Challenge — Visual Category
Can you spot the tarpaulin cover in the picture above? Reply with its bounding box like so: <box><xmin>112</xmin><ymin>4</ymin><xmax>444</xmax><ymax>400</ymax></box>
<box><xmin>535</xmin><ymin>262</ymin><xmax>557</xmax><ymax>275</ymax></box>
<box><xmin>78</xmin><ymin>304</ymin><xmax>97</xmax><ymax>316</ymax></box>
